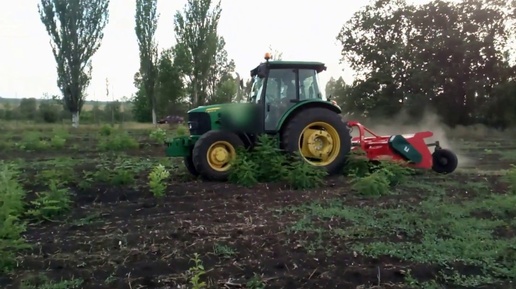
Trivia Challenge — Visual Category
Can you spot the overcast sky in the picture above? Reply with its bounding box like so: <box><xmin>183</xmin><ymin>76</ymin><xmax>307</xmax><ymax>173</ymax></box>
<box><xmin>0</xmin><ymin>0</ymin><xmax>435</xmax><ymax>101</ymax></box>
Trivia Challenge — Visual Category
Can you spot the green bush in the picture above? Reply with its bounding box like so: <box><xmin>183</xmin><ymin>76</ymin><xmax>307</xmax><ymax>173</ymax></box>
<box><xmin>149</xmin><ymin>128</ymin><xmax>167</xmax><ymax>143</ymax></box>
<box><xmin>503</xmin><ymin>164</ymin><xmax>516</xmax><ymax>194</ymax></box>
<box><xmin>350</xmin><ymin>160</ymin><xmax>413</xmax><ymax>196</ymax></box>
<box><xmin>175</xmin><ymin>124</ymin><xmax>188</xmax><ymax>136</ymax></box>
<box><xmin>27</xmin><ymin>180</ymin><xmax>72</xmax><ymax>222</ymax></box>
<box><xmin>16</xmin><ymin>132</ymin><xmax>50</xmax><ymax>151</ymax></box>
<box><xmin>228</xmin><ymin>134</ymin><xmax>327</xmax><ymax>189</ymax></box>
<box><xmin>342</xmin><ymin>149</ymin><xmax>372</xmax><ymax>177</ymax></box>
<box><xmin>97</xmin><ymin>130</ymin><xmax>139</xmax><ymax>151</ymax></box>
<box><xmin>99</xmin><ymin>124</ymin><xmax>114</xmax><ymax>136</ymax></box>
<box><xmin>149</xmin><ymin>164</ymin><xmax>170</xmax><ymax>197</ymax></box>
<box><xmin>0</xmin><ymin>161</ymin><xmax>30</xmax><ymax>272</ymax></box>
<box><xmin>228</xmin><ymin>148</ymin><xmax>259</xmax><ymax>187</ymax></box>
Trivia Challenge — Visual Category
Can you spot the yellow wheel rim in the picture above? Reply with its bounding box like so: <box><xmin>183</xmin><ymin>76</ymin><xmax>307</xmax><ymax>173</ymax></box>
<box><xmin>298</xmin><ymin>121</ymin><xmax>341</xmax><ymax>166</ymax></box>
<box><xmin>206</xmin><ymin>141</ymin><xmax>236</xmax><ymax>172</ymax></box>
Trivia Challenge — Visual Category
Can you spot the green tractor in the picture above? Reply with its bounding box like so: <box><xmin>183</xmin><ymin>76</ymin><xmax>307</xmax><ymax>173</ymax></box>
<box><xmin>165</xmin><ymin>53</ymin><xmax>352</xmax><ymax>181</ymax></box>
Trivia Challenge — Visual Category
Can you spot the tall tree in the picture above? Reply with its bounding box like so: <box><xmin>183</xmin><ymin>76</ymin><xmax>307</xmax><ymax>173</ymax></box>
<box><xmin>336</xmin><ymin>0</ymin><xmax>515</xmax><ymax>126</ymax></box>
<box><xmin>155</xmin><ymin>48</ymin><xmax>186</xmax><ymax>116</ymax></box>
<box><xmin>38</xmin><ymin>0</ymin><xmax>110</xmax><ymax>128</ymax></box>
<box><xmin>135</xmin><ymin>0</ymin><xmax>159</xmax><ymax>125</ymax></box>
<box><xmin>173</xmin><ymin>0</ymin><xmax>223</xmax><ymax>107</ymax></box>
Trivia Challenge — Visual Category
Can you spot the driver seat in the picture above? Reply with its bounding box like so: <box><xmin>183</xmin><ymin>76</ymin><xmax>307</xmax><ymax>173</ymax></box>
<box><xmin>286</xmin><ymin>82</ymin><xmax>296</xmax><ymax>100</ymax></box>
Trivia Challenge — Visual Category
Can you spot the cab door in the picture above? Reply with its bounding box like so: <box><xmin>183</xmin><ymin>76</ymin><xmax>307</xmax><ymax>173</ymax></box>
<box><xmin>264</xmin><ymin>68</ymin><xmax>299</xmax><ymax>132</ymax></box>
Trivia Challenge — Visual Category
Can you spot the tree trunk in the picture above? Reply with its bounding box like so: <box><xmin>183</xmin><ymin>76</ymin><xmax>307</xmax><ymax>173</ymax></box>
<box><xmin>152</xmin><ymin>108</ymin><xmax>157</xmax><ymax>127</ymax></box>
<box><xmin>72</xmin><ymin>111</ymin><xmax>80</xmax><ymax>128</ymax></box>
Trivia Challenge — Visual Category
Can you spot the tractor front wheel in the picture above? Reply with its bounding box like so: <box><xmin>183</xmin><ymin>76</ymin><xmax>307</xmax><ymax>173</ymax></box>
<box><xmin>432</xmin><ymin>148</ymin><xmax>458</xmax><ymax>174</ymax></box>
<box><xmin>183</xmin><ymin>154</ymin><xmax>199</xmax><ymax>177</ymax></box>
<box><xmin>192</xmin><ymin>130</ymin><xmax>244</xmax><ymax>181</ymax></box>
<box><xmin>281</xmin><ymin>108</ymin><xmax>351</xmax><ymax>175</ymax></box>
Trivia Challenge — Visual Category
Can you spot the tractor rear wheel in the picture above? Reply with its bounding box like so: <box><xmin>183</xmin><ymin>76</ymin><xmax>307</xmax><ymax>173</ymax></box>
<box><xmin>192</xmin><ymin>130</ymin><xmax>244</xmax><ymax>181</ymax></box>
<box><xmin>432</xmin><ymin>148</ymin><xmax>458</xmax><ymax>174</ymax></box>
<box><xmin>281</xmin><ymin>108</ymin><xmax>351</xmax><ymax>175</ymax></box>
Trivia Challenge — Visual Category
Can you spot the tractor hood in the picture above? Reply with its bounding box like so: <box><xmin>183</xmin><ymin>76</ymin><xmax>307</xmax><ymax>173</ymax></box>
<box><xmin>188</xmin><ymin>104</ymin><xmax>223</xmax><ymax>114</ymax></box>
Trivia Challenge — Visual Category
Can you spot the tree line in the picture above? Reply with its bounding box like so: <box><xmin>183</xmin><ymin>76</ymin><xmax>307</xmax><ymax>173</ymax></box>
<box><xmin>36</xmin><ymin>0</ymin><xmax>240</xmax><ymax>127</ymax></box>
<box><xmin>0</xmin><ymin>98</ymin><xmax>133</xmax><ymax>124</ymax></box>
<box><xmin>32</xmin><ymin>0</ymin><xmax>516</xmax><ymax>128</ymax></box>
<box><xmin>327</xmin><ymin>0</ymin><xmax>516</xmax><ymax>128</ymax></box>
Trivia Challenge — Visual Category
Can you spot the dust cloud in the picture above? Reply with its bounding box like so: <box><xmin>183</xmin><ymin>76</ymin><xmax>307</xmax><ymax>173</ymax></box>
<box><xmin>345</xmin><ymin>110</ymin><xmax>475</xmax><ymax>168</ymax></box>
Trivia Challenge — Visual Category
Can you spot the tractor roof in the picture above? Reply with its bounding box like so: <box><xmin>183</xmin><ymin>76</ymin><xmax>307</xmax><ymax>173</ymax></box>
<box><xmin>250</xmin><ymin>60</ymin><xmax>327</xmax><ymax>77</ymax></box>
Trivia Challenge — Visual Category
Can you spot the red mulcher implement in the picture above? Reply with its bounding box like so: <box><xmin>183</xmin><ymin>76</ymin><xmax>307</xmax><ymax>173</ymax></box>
<box><xmin>347</xmin><ymin>121</ymin><xmax>459</xmax><ymax>174</ymax></box>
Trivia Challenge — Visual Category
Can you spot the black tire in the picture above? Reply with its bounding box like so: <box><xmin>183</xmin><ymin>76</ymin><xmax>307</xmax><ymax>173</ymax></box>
<box><xmin>281</xmin><ymin>107</ymin><xmax>351</xmax><ymax>175</ymax></box>
<box><xmin>192</xmin><ymin>130</ymin><xmax>244</xmax><ymax>181</ymax></box>
<box><xmin>183</xmin><ymin>155</ymin><xmax>199</xmax><ymax>177</ymax></box>
<box><xmin>432</xmin><ymin>149</ymin><xmax>458</xmax><ymax>174</ymax></box>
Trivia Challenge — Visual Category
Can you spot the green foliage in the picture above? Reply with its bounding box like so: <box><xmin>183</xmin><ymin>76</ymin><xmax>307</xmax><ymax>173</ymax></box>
<box><xmin>36</xmin><ymin>168</ymin><xmax>76</xmax><ymax>186</ymax></box>
<box><xmin>39</xmin><ymin>101</ymin><xmax>61</xmax><ymax>123</ymax></box>
<box><xmin>188</xmin><ymin>253</ymin><xmax>207</xmax><ymax>289</ymax></box>
<box><xmin>77</xmin><ymin>157</ymin><xmax>150</xmax><ymax>189</ymax></box>
<box><xmin>99</xmin><ymin>124</ymin><xmax>114</xmax><ymax>136</ymax></box>
<box><xmin>20</xmin><ymin>274</ymin><xmax>83</xmax><ymax>289</ymax></box>
<box><xmin>0</xmin><ymin>162</ymin><xmax>26</xmax><ymax>217</ymax></box>
<box><xmin>15</xmin><ymin>131</ymin><xmax>69</xmax><ymax>151</ymax></box>
<box><xmin>228</xmin><ymin>147</ymin><xmax>259</xmax><ymax>187</ymax></box>
<box><xmin>16</xmin><ymin>132</ymin><xmax>50</xmax><ymax>151</ymax></box>
<box><xmin>336</xmin><ymin>0</ymin><xmax>516</xmax><ymax>126</ymax></box>
<box><xmin>342</xmin><ymin>149</ymin><xmax>371</xmax><ymax>177</ymax></box>
<box><xmin>97</xmin><ymin>130</ymin><xmax>139</xmax><ymax>151</ymax></box>
<box><xmin>284</xmin><ymin>153</ymin><xmax>327</xmax><ymax>190</ymax></box>
<box><xmin>175</xmin><ymin>124</ymin><xmax>188</xmax><ymax>136</ymax></box>
<box><xmin>173</xmin><ymin>0</ymin><xmax>235</xmax><ymax>106</ymax></box>
<box><xmin>503</xmin><ymin>164</ymin><xmax>516</xmax><ymax>194</ymax></box>
<box><xmin>149</xmin><ymin>128</ymin><xmax>167</xmax><ymax>143</ymax></box>
<box><xmin>350</xmin><ymin>160</ymin><xmax>413</xmax><ymax>196</ymax></box>
<box><xmin>288</xmin><ymin>191</ymin><xmax>516</xmax><ymax>287</ymax></box>
<box><xmin>135</xmin><ymin>0</ymin><xmax>159</xmax><ymax>123</ymax></box>
<box><xmin>351</xmin><ymin>170</ymin><xmax>391</xmax><ymax>196</ymax></box>
<box><xmin>27</xmin><ymin>180</ymin><xmax>72</xmax><ymax>222</ymax></box>
<box><xmin>111</xmin><ymin>169</ymin><xmax>135</xmax><ymax>186</ymax></box>
<box><xmin>250</xmin><ymin>135</ymin><xmax>289</xmax><ymax>182</ymax></box>
<box><xmin>0</xmin><ymin>161</ymin><xmax>29</xmax><ymax>273</ymax></box>
<box><xmin>213</xmin><ymin>243</ymin><xmax>236</xmax><ymax>259</ymax></box>
<box><xmin>246</xmin><ymin>274</ymin><xmax>266</xmax><ymax>289</ymax></box>
<box><xmin>148</xmin><ymin>164</ymin><xmax>170</xmax><ymax>197</ymax></box>
<box><xmin>228</xmin><ymin>134</ymin><xmax>327</xmax><ymax>189</ymax></box>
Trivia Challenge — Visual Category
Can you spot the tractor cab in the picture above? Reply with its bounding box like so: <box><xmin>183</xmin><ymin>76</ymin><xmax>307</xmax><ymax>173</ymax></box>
<box><xmin>249</xmin><ymin>53</ymin><xmax>329</xmax><ymax>131</ymax></box>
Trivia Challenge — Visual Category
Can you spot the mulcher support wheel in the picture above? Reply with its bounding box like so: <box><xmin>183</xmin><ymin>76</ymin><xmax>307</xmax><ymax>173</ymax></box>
<box><xmin>280</xmin><ymin>107</ymin><xmax>352</xmax><ymax>175</ymax></box>
<box><xmin>192</xmin><ymin>130</ymin><xmax>244</xmax><ymax>181</ymax></box>
<box><xmin>432</xmin><ymin>148</ymin><xmax>458</xmax><ymax>174</ymax></box>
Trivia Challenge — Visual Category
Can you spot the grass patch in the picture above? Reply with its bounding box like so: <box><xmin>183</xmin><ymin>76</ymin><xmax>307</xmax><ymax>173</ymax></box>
<box><xmin>285</xmin><ymin>190</ymin><xmax>516</xmax><ymax>287</ymax></box>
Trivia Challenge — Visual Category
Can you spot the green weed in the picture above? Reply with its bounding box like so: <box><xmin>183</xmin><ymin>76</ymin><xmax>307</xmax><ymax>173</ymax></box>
<box><xmin>228</xmin><ymin>134</ymin><xmax>327</xmax><ymax>189</ymax></box>
<box><xmin>189</xmin><ymin>253</ymin><xmax>207</xmax><ymax>289</ymax></box>
<box><xmin>97</xmin><ymin>130</ymin><xmax>139</xmax><ymax>151</ymax></box>
<box><xmin>0</xmin><ymin>161</ymin><xmax>30</xmax><ymax>272</ymax></box>
<box><xmin>27</xmin><ymin>180</ymin><xmax>72</xmax><ymax>222</ymax></box>
<box><xmin>149</xmin><ymin>164</ymin><xmax>170</xmax><ymax>197</ymax></box>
